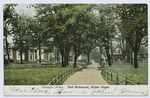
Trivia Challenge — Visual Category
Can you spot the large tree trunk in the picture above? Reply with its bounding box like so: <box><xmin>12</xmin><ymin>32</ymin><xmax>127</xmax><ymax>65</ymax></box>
<box><xmin>59</xmin><ymin>43</ymin><xmax>67</xmax><ymax>67</ymax></box>
<box><xmin>62</xmin><ymin>53</ymin><xmax>66</xmax><ymax>67</ymax></box>
<box><xmin>131</xmin><ymin>52</ymin><xmax>133</xmax><ymax>65</ymax></box>
<box><xmin>38</xmin><ymin>37</ymin><xmax>41</xmax><ymax>63</ymax></box>
<box><xmin>127</xmin><ymin>51</ymin><xmax>130</xmax><ymax>62</ymax></box>
<box><xmin>25</xmin><ymin>49</ymin><xmax>28</xmax><ymax>62</ymax></box>
<box><xmin>105</xmin><ymin>46</ymin><xmax>111</xmax><ymax>66</ymax></box>
<box><xmin>64</xmin><ymin>54</ymin><xmax>67</xmax><ymax>67</ymax></box>
<box><xmin>57</xmin><ymin>49</ymin><xmax>59</xmax><ymax>62</ymax></box>
<box><xmin>20</xmin><ymin>45</ymin><xmax>23</xmax><ymax>64</ymax></box>
<box><xmin>74</xmin><ymin>54</ymin><xmax>77</xmax><ymax>68</ymax></box>
<box><xmin>66</xmin><ymin>52</ymin><xmax>69</xmax><ymax>65</ymax></box>
<box><xmin>61</xmin><ymin>46</ymin><xmax>67</xmax><ymax>67</ymax></box>
<box><xmin>107</xmin><ymin>53</ymin><xmax>111</xmax><ymax>66</ymax></box>
<box><xmin>33</xmin><ymin>49</ymin><xmax>35</xmax><ymax>62</ymax></box>
<box><xmin>73</xmin><ymin>46</ymin><xmax>78</xmax><ymax>67</ymax></box>
<box><xmin>87</xmin><ymin>53</ymin><xmax>90</xmax><ymax>65</ymax></box>
<box><xmin>5</xmin><ymin>35</ymin><xmax>10</xmax><ymax>63</ymax></box>
<box><xmin>99</xmin><ymin>46</ymin><xmax>102</xmax><ymax>65</ymax></box>
<box><xmin>110</xmin><ymin>41</ymin><xmax>113</xmax><ymax>64</ymax></box>
<box><xmin>55</xmin><ymin>48</ymin><xmax>57</xmax><ymax>62</ymax></box>
<box><xmin>61</xmin><ymin>54</ymin><xmax>64</xmax><ymax>67</ymax></box>
<box><xmin>65</xmin><ymin>44</ymin><xmax>70</xmax><ymax>65</ymax></box>
<box><xmin>134</xmin><ymin>50</ymin><xmax>138</xmax><ymax>68</ymax></box>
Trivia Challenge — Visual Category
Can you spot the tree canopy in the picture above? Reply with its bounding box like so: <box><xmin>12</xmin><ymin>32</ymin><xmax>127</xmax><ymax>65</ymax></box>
<box><xmin>3</xmin><ymin>4</ymin><xmax>148</xmax><ymax>68</ymax></box>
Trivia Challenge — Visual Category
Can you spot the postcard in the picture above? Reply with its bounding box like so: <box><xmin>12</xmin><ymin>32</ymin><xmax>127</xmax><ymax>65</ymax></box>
<box><xmin>3</xmin><ymin>2</ymin><xmax>148</xmax><ymax>96</ymax></box>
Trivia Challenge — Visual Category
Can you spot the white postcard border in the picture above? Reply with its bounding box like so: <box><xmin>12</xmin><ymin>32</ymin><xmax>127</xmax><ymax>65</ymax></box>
<box><xmin>4</xmin><ymin>85</ymin><xmax>148</xmax><ymax>96</ymax></box>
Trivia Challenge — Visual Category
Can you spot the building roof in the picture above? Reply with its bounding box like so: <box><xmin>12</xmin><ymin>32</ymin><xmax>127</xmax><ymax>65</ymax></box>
<box><xmin>8</xmin><ymin>43</ymin><xmax>48</xmax><ymax>49</ymax></box>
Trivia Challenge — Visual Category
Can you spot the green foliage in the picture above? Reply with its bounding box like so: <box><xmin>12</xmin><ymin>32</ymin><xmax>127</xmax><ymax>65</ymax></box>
<box><xmin>78</xmin><ymin>59</ymin><xmax>87</xmax><ymax>63</ymax></box>
<box><xmin>3</xmin><ymin>4</ymin><xmax>17</xmax><ymax>36</ymax></box>
<box><xmin>34</xmin><ymin>4</ymin><xmax>97</xmax><ymax>67</ymax></box>
<box><xmin>99</xmin><ymin>58</ymin><xmax>104</xmax><ymax>62</ymax></box>
<box><xmin>3</xmin><ymin>4</ymin><xmax>18</xmax><ymax>63</ymax></box>
<box><xmin>4</xmin><ymin>59</ymin><xmax>8</xmax><ymax>64</ymax></box>
<box><xmin>9</xmin><ymin>59</ymin><xmax>14</xmax><ymax>62</ymax></box>
<box><xmin>93</xmin><ymin>4</ymin><xmax>117</xmax><ymax>66</ymax></box>
<box><xmin>11</xmin><ymin>14</ymin><xmax>31</xmax><ymax>64</ymax></box>
<box><xmin>4</xmin><ymin>64</ymin><xmax>74</xmax><ymax>85</ymax></box>
<box><xmin>115</xmin><ymin>4</ymin><xmax>148</xmax><ymax>68</ymax></box>
<box><xmin>116</xmin><ymin>4</ymin><xmax>147</xmax><ymax>40</ymax></box>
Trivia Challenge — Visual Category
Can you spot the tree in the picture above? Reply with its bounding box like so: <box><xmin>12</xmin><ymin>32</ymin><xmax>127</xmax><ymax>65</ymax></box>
<box><xmin>115</xmin><ymin>23</ymin><xmax>133</xmax><ymax>64</ymax></box>
<box><xmin>70</xmin><ymin>4</ymin><xmax>96</xmax><ymax>67</ymax></box>
<box><xmin>116</xmin><ymin>4</ymin><xmax>148</xmax><ymax>68</ymax></box>
<box><xmin>12</xmin><ymin>13</ymin><xmax>31</xmax><ymax>64</ymax></box>
<box><xmin>94</xmin><ymin>4</ymin><xmax>116</xmax><ymax>66</ymax></box>
<box><xmin>28</xmin><ymin>18</ymin><xmax>49</xmax><ymax>63</ymax></box>
<box><xmin>82</xmin><ymin>38</ymin><xmax>96</xmax><ymax>64</ymax></box>
<box><xmin>34</xmin><ymin>4</ymin><xmax>96</xmax><ymax>67</ymax></box>
<box><xmin>3</xmin><ymin>4</ymin><xmax>17</xmax><ymax>63</ymax></box>
<box><xmin>34</xmin><ymin>4</ymin><xmax>73</xmax><ymax>66</ymax></box>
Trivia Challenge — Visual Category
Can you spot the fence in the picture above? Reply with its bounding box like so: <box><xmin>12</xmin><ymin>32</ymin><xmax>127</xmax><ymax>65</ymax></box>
<box><xmin>4</xmin><ymin>63</ymin><xmax>62</xmax><ymax>69</ymax></box>
<box><xmin>101</xmin><ymin>68</ymin><xmax>139</xmax><ymax>85</ymax></box>
<box><xmin>48</xmin><ymin>67</ymin><xmax>80</xmax><ymax>85</ymax></box>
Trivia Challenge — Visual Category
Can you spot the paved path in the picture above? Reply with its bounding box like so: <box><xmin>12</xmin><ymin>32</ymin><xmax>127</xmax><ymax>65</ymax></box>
<box><xmin>63</xmin><ymin>63</ymin><xmax>109</xmax><ymax>85</ymax></box>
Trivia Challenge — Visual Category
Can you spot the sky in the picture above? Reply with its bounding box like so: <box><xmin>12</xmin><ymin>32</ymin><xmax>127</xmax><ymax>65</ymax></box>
<box><xmin>15</xmin><ymin>4</ymin><xmax>35</xmax><ymax>17</ymax></box>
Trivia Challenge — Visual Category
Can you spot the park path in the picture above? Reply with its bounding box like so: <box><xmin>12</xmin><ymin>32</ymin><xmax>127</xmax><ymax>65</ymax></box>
<box><xmin>63</xmin><ymin>63</ymin><xmax>109</xmax><ymax>85</ymax></box>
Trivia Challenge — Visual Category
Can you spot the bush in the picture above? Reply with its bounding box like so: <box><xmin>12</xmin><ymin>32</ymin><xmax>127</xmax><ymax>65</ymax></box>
<box><xmin>4</xmin><ymin>59</ymin><xmax>8</xmax><ymax>64</ymax></box>
<box><xmin>100</xmin><ymin>58</ymin><xmax>104</xmax><ymax>62</ymax></box>
<box><xmin>10</xmin><ymin>59</ymin><xmax>14</xmax><ymax>62</ymax></box>
<box><xmin>78</xmin><ymin>59</ymin><xmax>87</xmax><ymax>62</ymax></box>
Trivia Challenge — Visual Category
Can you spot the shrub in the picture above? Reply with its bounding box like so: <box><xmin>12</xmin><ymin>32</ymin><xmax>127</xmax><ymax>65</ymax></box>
<box><xmin>78</xmin><ymin>59</ymin><xmax>87</xmax><ymax>62</ymax></box>
<box><xmin>10</xmin><ymin>59</ymin><xmax>14</xmax><ymax>62</ymax></box>
<box><xmin>4</xmin><ymin>59</ymin><xmax>8</xmax><ymax>64</ymax></box>
<box><xmin>100</xmin><ymin>58</ymin><xmax>104</xmax><ymax>62</ymax></box>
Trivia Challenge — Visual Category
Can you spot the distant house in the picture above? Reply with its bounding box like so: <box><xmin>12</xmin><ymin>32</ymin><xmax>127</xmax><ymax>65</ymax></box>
<box><xmin>5</xmin><ymin>43</ymin><xmax>54</xmax><ymax>63</ymax></box>
<box><xmin>113</xmin><ymin>44</ymin><xmax>148</xmax><ymax>62</ymax></box>
<box><xmin>5</xmin><ymin>40</ymin><xmax>88</xmax><ymax>63</ymax></box>
<box><xmin>68</xmin><ymin>52</ymin><xmax>86</xmax><ymax>62</ymax></box>
<box><xmin>5</xmin><ymin>44</ymin><xmax>83</xmax><ymax>63</ymax></box>
<box><xmin>113</xmin><ymin>45</ymin><xmax>123</xmax><ymax>60</ymax></box>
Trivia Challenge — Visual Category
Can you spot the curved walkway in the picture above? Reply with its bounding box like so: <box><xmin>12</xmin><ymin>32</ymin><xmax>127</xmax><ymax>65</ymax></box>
<box><xmin>63</xmin><ymin>63</ymin><xmax>109</xmax><ymax>85</ymax></box>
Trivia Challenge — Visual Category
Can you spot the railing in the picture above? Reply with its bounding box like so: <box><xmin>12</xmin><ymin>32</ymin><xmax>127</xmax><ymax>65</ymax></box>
<box><xmin>102</xmin><ymin>68</ymin><xmax>139</xmax><ymax>85</ymax></box>
<box><xmin>48</xmin><ymin>67</ymin><xmax>80</xmax><ymax>85</ymax></box>
<box><xmin>4</xmin><ymin>63</ymin><xmax>62</xmax><ymax>69</ymax></box>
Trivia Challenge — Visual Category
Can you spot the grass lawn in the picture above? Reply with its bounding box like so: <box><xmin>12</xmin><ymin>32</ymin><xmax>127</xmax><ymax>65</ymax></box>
<box><xmin>10</xmin><ymin>61</ymin><xmax>58</xmax><ymax>66</ymax></box>
<box><xmin>7</xmin><ymin>61</ymin><xmax>85</xmax><ymax>68</ymax></box>
<box><xmin>4</xmin><ymin>63</ymin><xmax>81</xmax><ymax>85</ymax></box>
<box><xmin>102</xmin><ymin>62</ymin><xmax>148</xmax><ymax>85</ymax></box>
